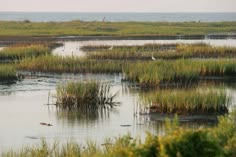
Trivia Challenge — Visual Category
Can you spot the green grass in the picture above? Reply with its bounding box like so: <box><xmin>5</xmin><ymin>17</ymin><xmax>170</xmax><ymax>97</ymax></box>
<box><xmin>124</xmin><ymin>59</ymin><xmax>236</xmax><ymax>87</ymax></box>
<box><xmin>139</xmin><ymin>87</ymin><xmax>231</xmax><ymax>114</ymax></box>
<box><xmin>176</xmin><ymin>44</ymin><xmax>236</xmax><ymax>58</ymax></box>
<box><xmin>0</xmin><ymin>64</ymin><xmax>17</xmax><ymax>82</ymax></box>
<box><xmin>56</xmin><ymin>81</ymin><xmax>119</xmax><ymax>111</ymax></box>
<box><xmin>0</xmin><ymin>44</ymin><xmax>50</xmax><ymax>60</ymax></box>
<box><xmin>18</xmin><ymin>55</ymin><xmax>124</xmax><ymax>73</ymax></box>
<box><xmin>83</xmin><ymin>44</ymin><xmax>177</xmax><ymax>60</ymax></box>
<box><xmin>84</xmin><ymin>43</ymin><xmax>236</xmax><ymax>60</ymax></box>
<box><xmin>2</xmin><ymin>111</ymin><xmax>236</xmax><ymax>157</ymax></box>
<box><xmin>0</xmin><ymin>21</ymin><xmax>235</xmax><ymax>36</ymax></box>
<box><xmin>17</xmin><ymin>55</ymin><xmax>236</xmax><ymax>86</ymax></box>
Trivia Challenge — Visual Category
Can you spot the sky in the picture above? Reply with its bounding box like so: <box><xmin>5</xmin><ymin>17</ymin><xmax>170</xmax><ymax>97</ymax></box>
<box><xmin>0</xmin><ymin>0</ymin><xmax>236</xmax><ymax>12</ymax></box>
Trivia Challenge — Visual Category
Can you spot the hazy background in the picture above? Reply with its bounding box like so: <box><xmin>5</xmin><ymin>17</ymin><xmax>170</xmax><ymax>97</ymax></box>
<box><xmin>0</xmin><ymin>0</ymin><xmax>236</xmax><ymax>12</ymax></box>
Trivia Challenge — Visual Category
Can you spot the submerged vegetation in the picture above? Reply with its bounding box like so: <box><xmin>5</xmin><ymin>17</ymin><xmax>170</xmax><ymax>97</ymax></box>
<box><xmin>56</xmin><ymin>81</ymin><xmax>119</xmax><ymax>111</ymax></box>
<box><xmin>3</xmin><ymin>110</ymin><xmax>236</xmax><ymax>157</ymax></box>
<box><xmin>0</xmin><ymin>21</ymin><xmax>236</xmax><ymax>37</ymax></box>
<box><xmin>139</xmin><ymin>87</ymin><xmax>231</xmax><ymax>114</ymax></box>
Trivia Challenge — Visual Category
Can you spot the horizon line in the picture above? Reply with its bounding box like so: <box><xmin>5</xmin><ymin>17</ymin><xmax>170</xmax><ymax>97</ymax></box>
<box><xmin>1</xmin><ymin>11</ymin><xmax>236</xmax><ymax>13</ymax></box>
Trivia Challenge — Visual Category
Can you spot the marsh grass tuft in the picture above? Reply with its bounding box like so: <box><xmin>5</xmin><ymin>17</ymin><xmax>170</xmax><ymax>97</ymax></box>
<box><xmin>139</xmin><ymin>87</ymin><xmax>231</xmax><ymax>114</ymax></box>
<box><xmin>56</xmin><ymin>81</ymin><xmax>119</xmax><ymax>112</ymax></box>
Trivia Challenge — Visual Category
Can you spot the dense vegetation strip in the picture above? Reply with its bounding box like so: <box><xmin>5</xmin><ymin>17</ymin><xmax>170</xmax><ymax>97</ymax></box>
<box><xmin>0</xmin><ymin>21</ymin><xmax>236</xmax><ymax>36</ymax></box>
<box><xmin>176</xmin><ymin>44</ymin><xmax>236</xmax><ymax>58</ymax></box>
<box><xmin>139</xmin><ymin>87</ymin><xmax>231</xmax><ymax>114</ymax></box>
<box><xmin>18</xmin><ymin>55</ymin><xmax>124</xmax><ymax>73</ymax></box>
<box><xmin>3</xmin><ymin>111</ymin><xmax>236</xmax><ymax>157</ymax></box>
<box><xmin>84</xmin><ymin>43</ymin><xmax>236</xmax><ymax>60</ymax></box>
<box><xmin>124</xmin><ymin>59</ymin><xmax>236</xmax><ymax>86</ymax></box>
<box><xmin>0</xmin><ymin>44</ymin><xmax>50</xmax><ymax>60</ymax></box>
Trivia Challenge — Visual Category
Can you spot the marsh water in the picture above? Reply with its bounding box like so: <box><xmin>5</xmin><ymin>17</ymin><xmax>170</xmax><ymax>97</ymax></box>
<box><xmin>0</xmin><ymin>39</ymin><xmax>236</xmax><ymax>152</ymax></box>
<box><xmin>53</xmin><ymin>39</ymin><xmax>236</xmax><ymax>56</ymax></box>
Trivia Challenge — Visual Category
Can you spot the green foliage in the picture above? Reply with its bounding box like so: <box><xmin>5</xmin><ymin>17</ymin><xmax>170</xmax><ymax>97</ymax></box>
<box><xmin>162</xmin><ymin>129</ymin><xmax>223</xmax><ymax>157</ymax></box>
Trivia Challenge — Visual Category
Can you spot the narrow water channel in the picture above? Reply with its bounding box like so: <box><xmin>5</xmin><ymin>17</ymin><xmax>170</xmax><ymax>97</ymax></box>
<box><xmin>52</xmin><ymin>39</ymin><xmax>236</xmax><ymax>56</ymax></box>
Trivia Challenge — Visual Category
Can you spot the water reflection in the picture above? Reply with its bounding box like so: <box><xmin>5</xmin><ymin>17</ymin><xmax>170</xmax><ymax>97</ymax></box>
<box><xmin>54</xmin><ymin>108</ymin><xmax>116</xmax><ymax>126</ymax></box>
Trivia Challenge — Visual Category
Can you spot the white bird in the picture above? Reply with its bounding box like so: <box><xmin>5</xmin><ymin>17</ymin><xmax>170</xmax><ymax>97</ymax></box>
<box><xmin>151</xmin><ymin>53</ymin><xmax>156</xmax><ymax>60</ymax></box>
<box><xmin>108</xmin><ymin>46</ymin><xmax>113</xmax><ymax>50</ymax></box>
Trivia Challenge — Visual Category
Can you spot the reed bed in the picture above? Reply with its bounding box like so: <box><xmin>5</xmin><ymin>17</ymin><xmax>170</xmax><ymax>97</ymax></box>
<box><xmin>83</xmin><ymin>43</ymin><xmax>178</xmax><ymax>60</ymax></box>
<box><xmin>84</xmin><ymin>43</ymin><xmax>236</xmax><ymax>60</ymax></box>
<box><xmin>0</xmin><ymin>44</ymin><xmax>50</xmax><ymax>60</ymax></box>
<box><xmin>124</xmin><ymin>59</ymin><xmax>236</xmax><ymax>87</ymax></box>
<box><xmin>18</xmin><ymin>55</ymin><xmax>124</xmax><ymax>73</ymax></box>
<box><xmin>139</xmin><ymin>87</ymin><xmax>231</xmax><ymax>114</ymax></box>
<box><xmin>56</xmin><ymin>81</ymin><xmax>119</xmax><ymax>111</ymax></box>
<box><xmin>176</xmin><ymin>44</ymin><xmax>236</xmax><ymax>58</ymax></box>
<box><xmin>0</xmin><ymin>64</ymin><xmax>17</xmax><ymax>82</ymax></box>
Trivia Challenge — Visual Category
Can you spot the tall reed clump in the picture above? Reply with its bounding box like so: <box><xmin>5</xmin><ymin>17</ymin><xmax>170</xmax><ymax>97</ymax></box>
<box><xmin>0</xmin><ymin>44</ymin><xmax>49</xmax><ymax>60</ymax></box>
<box><xmin>123</xmin><ymin>59</ymin><xmax>236</xmax><ymax>87</ymax></box>
<box><xmin>139</xmin><ymin>87</ymin><xmax>231</xmax><ymax>114</ymax></box>
<box><xmin>56</xmin><ymin>81</ymin><xmax>119</xmax><ymax>111</ymax></box>
<box><xmin>0</xmin><ymin>64</ymin><xmax>17</xmax><ymax>82</ymax></box>
<box><xmin>18</xmin><ymin>55</ymin><xmax>124</xmax><ymax>73</ymax></box>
